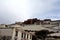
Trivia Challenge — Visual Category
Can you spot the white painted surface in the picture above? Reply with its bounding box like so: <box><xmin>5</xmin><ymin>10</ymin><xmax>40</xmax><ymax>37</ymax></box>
<box><xmin>0</xmin><ymin>28</ymin><xmax>13</xmax><ymax>36</ymax></box>
<box><xmin>17</xmin><ymin>31</ymin><xmax>21</xmax><ymax>40</ymax></box>
<box><xmin>48</xmin><ymin>33</ymin><xmax>60</xmax><ymax>36</ymax></box>
<box><xmin>23</xmin><ymin>25</ymin><xmax>53</xmax><ymax>31</ymax></box>
<box><xmin>11</xmin><ymin>28</ymin><xmax>16</xmax><ymax>40</ymax></box>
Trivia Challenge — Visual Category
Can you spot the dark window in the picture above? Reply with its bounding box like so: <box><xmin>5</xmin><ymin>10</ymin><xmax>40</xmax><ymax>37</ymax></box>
<box><xmin>30</xmin><ymin>35</ymin><xmax>31</xmax><ymax>39</ymax></box>
<box><xmin>2</xmin><ymin>36</ymin><xmax>6</xmax><ymax>40</ymax></box>
<box><xmin>15</xmin><ymin>38</ymin><xmax>17</xmax><ymax>40</ymax></box>
<box><xmin>22</xmin><ymin>33</ymin><xmax>23</xmax><ymax>38</ymax></box>
<box><xmin>5</xmin><ymin>25</ymin><xmax>8</xmax><ymax>27</ymax></box>
<box><xmin>15</xmin><ymin>31</ymin><xmax>18</xmax><ymax>36</ymax></box>
<box><xmin>27</xmin><ymin>34</ymin><xmax>29</xmax><ymax>39</ymax></box>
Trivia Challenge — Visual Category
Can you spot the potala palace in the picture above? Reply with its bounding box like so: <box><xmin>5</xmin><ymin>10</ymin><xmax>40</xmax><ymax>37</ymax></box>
<box><xmin>0</xmin><ymin>18</ymin><xmax>60</xmax><ymax>40</ymax></box>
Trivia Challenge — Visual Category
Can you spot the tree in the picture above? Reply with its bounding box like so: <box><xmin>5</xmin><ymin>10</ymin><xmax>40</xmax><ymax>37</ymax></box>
<box><xmin>35</xmin><ymin>30</ymin><xmax>49</xmax><ymax>40</ymax></box>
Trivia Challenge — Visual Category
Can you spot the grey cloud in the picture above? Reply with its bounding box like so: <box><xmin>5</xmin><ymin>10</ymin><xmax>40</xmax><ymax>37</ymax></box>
<box><xmin>0</xmin><ymin>0</ymin><xmax>60</xmax><ymax>24</ymax></box>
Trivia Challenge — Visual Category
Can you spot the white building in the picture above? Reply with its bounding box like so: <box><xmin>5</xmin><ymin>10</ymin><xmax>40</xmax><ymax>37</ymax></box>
<box><xmin>0</xmin><ymin>19</ymin><xmax>60</xmax><ymax>40</ymax></box>
<box><xmin>0</xmin><ymin>24</ymin><xmax>32</xmax><ymax>40</ymax></box>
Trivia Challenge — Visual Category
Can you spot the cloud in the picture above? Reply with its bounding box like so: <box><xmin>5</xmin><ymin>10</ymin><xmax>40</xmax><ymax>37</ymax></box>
<box><xmin>0</xmin><ymin>0</ymin><xmax>60</xmax><ymax>24</ymax></box>
<box><xmin>29</xmin><ymin>0</ymin><xmax>60</xmax><ymax>19</ymax></box>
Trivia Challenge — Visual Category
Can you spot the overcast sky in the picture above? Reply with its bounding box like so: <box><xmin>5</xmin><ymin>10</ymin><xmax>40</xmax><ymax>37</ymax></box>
<box><xmin>0</xmin><ymin>0</ymin><xmax>60</xmax><ymax>24</ymax></box>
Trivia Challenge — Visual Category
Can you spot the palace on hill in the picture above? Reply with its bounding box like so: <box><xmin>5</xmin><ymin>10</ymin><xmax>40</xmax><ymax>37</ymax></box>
<box><xmin>0</xmin><ymin>18</ymin><xmax>60</xmax><ymax>40</ymax></box>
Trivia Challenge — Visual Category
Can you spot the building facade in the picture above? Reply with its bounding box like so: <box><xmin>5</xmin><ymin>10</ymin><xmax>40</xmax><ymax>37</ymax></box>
<box><xmin>0</xmin><ymin>24</ymin><xmax>32</xmax><ymax>40</ymax></box>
